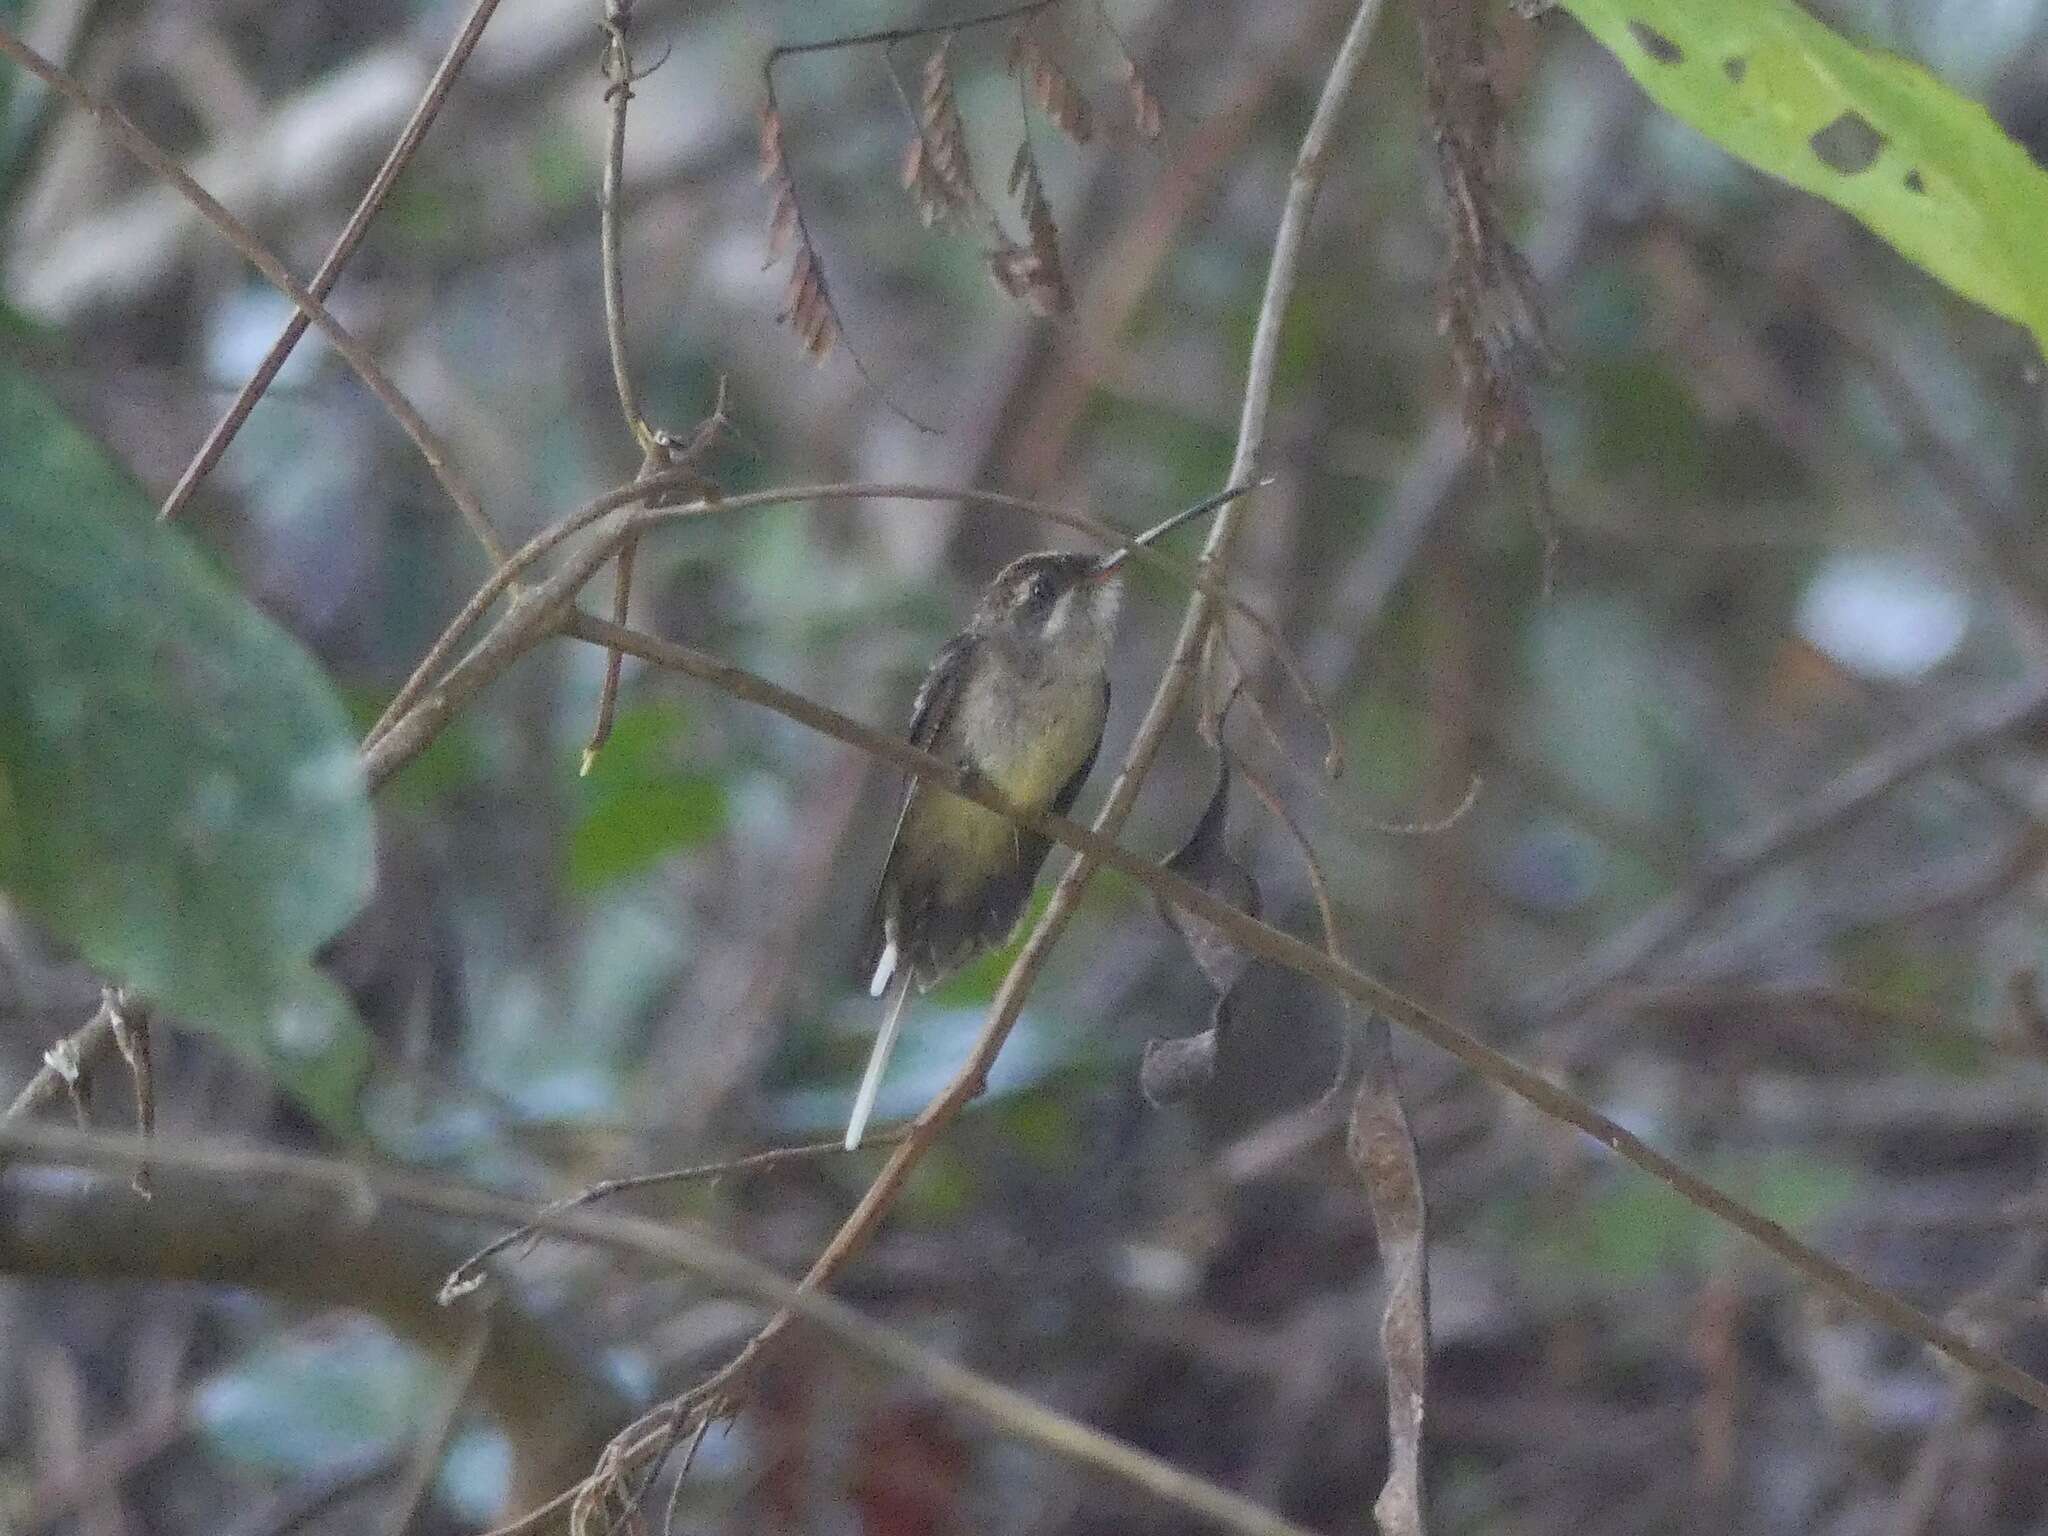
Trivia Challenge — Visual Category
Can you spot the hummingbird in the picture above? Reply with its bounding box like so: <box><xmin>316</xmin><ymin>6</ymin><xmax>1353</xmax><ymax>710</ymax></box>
<box><xmin>846</xmin><ymin>484</ymin><xmax>1257</xmax><ymax>1149</ymax></box>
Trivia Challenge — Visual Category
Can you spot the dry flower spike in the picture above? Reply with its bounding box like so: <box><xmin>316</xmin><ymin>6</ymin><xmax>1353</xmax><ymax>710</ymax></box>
<box><xmin>1008</xmin><ymin>30</ymin><xmax>1094</xmax><ymax>145</ymax></box>
<box><xmin>906</xmin><ymin>37</ymin><xmax>978</xmax><ymax>226</ymax></box>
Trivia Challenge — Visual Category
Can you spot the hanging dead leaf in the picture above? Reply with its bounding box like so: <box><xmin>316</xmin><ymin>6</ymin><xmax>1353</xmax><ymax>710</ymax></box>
<box><xmin>1157</xmin><ymin>755</ymin><xmax>1260</xmax><ymax>994</ymax></box>
<box><xmin>1139</xmin><ymin>1003</ymin><xmax>1222</xmax><ymax>1109</ymax></box>
<box><xmin>1352</xmin><ymin>1015</ymin><xmax>1430</xmax><ymax>1536</ymax></box>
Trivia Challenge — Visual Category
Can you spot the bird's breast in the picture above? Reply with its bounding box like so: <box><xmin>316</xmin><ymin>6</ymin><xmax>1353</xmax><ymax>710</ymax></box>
<box><xmin>959</xmin><ymin>662</ymin><xmax>1106</xmax><ymax>810</ymax></box>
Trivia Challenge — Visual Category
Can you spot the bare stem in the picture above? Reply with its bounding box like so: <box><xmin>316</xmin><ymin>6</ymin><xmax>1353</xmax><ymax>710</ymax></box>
<box><xmin>600</xmin><ymin>0</ymin><xmax>649</xmax><ymax>447</ymax></box>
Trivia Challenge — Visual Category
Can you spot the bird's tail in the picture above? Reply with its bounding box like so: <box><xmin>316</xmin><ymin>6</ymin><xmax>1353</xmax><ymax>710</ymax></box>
<box><xmin>846</xmin><ymin>970</ymin><xmax>912</xmax><ymax>1151</ymax></box>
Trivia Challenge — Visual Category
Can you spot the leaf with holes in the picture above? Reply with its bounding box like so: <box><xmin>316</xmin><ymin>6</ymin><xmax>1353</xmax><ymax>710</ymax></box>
<box><xmin>0</xmin><ymin>364</ymin><xmax>373</xmax><ymax>1128</ymax></box>
<box><xmin>1559</xmin><ymin>0</ymin><xmax>2048</xmax><ymax>353</ymax></box>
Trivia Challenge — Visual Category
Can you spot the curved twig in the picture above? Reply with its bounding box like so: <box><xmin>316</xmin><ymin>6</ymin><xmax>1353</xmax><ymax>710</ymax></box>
<box><xmin>438</xmin><ymin>1128</ymin><xmax>909</xmax><ymax>1305</ymax></box>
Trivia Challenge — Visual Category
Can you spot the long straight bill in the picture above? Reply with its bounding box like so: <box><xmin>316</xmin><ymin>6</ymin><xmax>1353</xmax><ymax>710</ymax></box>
<box><xmin>1091</xmin><ymin>477</ymin><xmax>1275</xmax><ymax>576</ymax></box>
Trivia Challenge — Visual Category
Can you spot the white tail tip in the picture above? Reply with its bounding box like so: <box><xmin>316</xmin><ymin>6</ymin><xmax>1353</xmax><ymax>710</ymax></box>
<box><xmin>846</xmin><ymin>974</ymin><xmax>911</xmax><ymax>1150</ymax></box>
<box><xmin>868</xmin><ymin>939</ymin><xmax>898</xmax><ymax>1000</ymax></box>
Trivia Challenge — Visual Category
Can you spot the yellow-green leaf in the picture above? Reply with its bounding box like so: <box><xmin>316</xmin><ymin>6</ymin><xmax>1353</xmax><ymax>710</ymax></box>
<box><xmin>1559</xmin><ymin>0</ymin><xmax>2048</xmax><ymax>353</ymax></box>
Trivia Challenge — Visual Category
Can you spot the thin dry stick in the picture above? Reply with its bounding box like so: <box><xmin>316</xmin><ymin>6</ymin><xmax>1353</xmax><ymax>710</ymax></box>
<box><xmin>439</xmin><ymin>1127</ymin><xmax>910</xmax><ymax>1304</ymax></box>
<box><xmin>585</xmin><ymin>0</ymin><xmax>658</xmax><ymax>774</ymax></box>
<box><xmin>157</xmin><ymin>0</ymin><xmax>509</xmax><ymax>523</ymax></box>
<box><xmin>1</xmin><ymin>1123</ymin><xmax>1323</xmax><ymax>1536</ymax></box>
<box><xmin>0</xmin><ymin>25</ymin><xmax>509</xmax><ymax>568</ymax></box>
<box><xmin>542</xmin><ymin>610</ymin><xmax>2048</xmax><ymax>1420</ymax></box>
<box><xmin>581</xmin><ymin>536</ymin><xmax>637</xmax><ymax>775</ymax></box>
<box><xmin>770</xmin><ymin>0</ymin><xmax>1062</xmax><ymax>61</ymax></box>
<box><xmin>599</xmin><ymin>0</ymin><xmax>654</xmax><ymax>449</ymax></box>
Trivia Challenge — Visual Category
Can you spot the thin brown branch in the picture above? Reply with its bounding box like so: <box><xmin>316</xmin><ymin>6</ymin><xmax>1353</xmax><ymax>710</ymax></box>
<box><xmin>767</xmin><ymin>0</ymin><xmax>1062</xmax><ymax>62</ymax></box>
<box><xmin>578</xmin><ymin>385</ymin><xmax>732</xmax><ymax>776</ymax></box>
<box><xmin>580</xmin><ymin>532</ymin><xmax>637</xmax><ymax>776</ymax></box>
<box><xmin>156</xmin><ymin>0</ymin><xmax>508</xmax><ymax>523</ymax></box>
<box><xmin>1</xmin><ymin>1123</ymin><xmax>1324</xmax><ymax>1536</ymax></box>
<box><xmin>600</xmin><ymin>0</ymin><xmax>652</xmax><ymax>449</ymax></box>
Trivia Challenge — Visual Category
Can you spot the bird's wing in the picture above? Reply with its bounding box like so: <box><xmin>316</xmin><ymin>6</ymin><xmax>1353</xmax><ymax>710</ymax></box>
<box><xmin>857</xmin><ymin>632</ymin><xmax>979</xmax><ymax>984</ymax></box>
<box><xmin>905</xmin><ymin>632</ymin><xmax>977</xmax><ymax>755</ymax></box>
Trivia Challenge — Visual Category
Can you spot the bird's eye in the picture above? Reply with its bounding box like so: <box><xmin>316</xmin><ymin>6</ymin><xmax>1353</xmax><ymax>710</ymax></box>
<box><xmin>1027</xmin><ymin>573</ymin><xmax>1055</xmax><ymax>611</ymax></box>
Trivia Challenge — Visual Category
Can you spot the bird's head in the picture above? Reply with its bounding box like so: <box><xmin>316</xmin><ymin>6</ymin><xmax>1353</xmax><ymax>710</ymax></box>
<box><xmin>976</xmin><ymin>551</ymin><xmax>1124</xmax><ymax>669</ymax></box>
<box><xmin>965</xmin><ymin>482</ymin><xmax>1267</xmax><ymax>669</ymax></box>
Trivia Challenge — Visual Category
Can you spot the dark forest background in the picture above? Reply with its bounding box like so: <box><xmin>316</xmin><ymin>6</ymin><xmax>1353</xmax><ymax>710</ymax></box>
<box><xmin>7</xmin><ymin>0</ymin><xmax>2048</xmax><ymax>1533</ymax></box>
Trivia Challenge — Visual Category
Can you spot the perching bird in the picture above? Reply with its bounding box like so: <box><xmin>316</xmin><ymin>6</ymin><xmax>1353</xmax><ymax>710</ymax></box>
<box><xmin>846</xmin><ymin>485</ymin><xmax>1255</xmax><ymax>1149</ymax></box>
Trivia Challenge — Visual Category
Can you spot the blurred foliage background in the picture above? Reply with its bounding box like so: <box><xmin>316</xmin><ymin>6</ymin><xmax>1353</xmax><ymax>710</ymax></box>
<box><xmin>6</xmin><ymin>0</ymin><xmax>2048</xmax><ymax>1532</ymax></box>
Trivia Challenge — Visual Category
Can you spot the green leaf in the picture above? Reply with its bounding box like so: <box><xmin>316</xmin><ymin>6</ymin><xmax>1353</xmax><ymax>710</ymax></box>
<box><xmin>568</xmin><ymin>701</ymin><xmax>727</xmax><ymax>892</ymax></box>
<box><xmin>0</xmin><ymin>364</ymin><xmax>374</xmax><ymax>1128</ymax></box>
<box><xmin>1559</xmin><ymin>0</ymin><xmax>2048</xmax><ymax>353</ymax></box>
